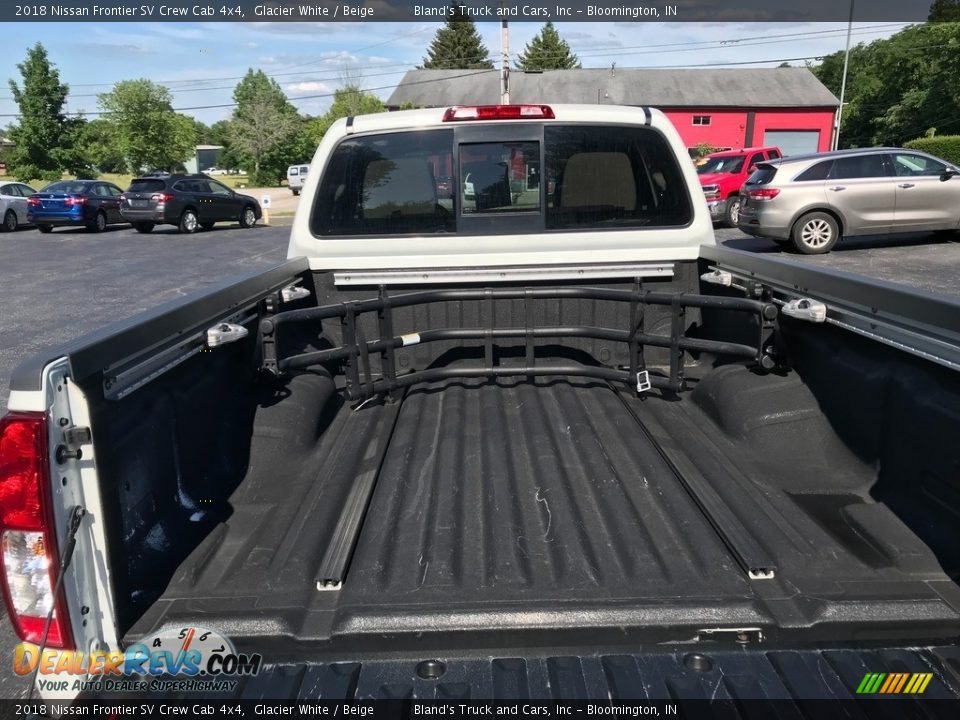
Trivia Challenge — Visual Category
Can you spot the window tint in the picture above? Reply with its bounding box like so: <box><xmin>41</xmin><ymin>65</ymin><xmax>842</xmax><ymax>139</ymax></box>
<box><xmin>173</xmin><ymin>180</ymin><xmax>205</xmax><ymax>193</ymax></box>
<box><xmin>828</xmin><ymin>154</ymin><xmax>888</xmax><ymax>179</ymax></box>
<box><xmin>207</xmin><ymin>180</ymin><xmax>232</xmax><ymax>195</ymax></box>
<box><xmin>746</xmin><ymin>154</ymin><xmax>763</xmax><ymax>172</ymax></box>
<box><xmin>106</xmin><ymin>185</ymin><xmax>122</xmax><ymax>197</ymax></box>
<box><xmin>767</xmin><ymin>149</ymin><xmax>782</xmax><ymax>159</ymax></box>
<box><xmin>545</xmin><ymin>126</ymin><xmax>691</xmax><ymax>230</ymax></box>
<box><xmin>129</xmin><ymin>179</ymin><xmax>167</xmax><ymax>193</ymax></box>
<box><xmin>697</xmin><ymin>155</ymin><xmax>745</xmax><ymax>175</ymax></box>
<box><xmin>92</xmin><ymin>184</ymin><xmax>110</xmax><ymax>197</ymax></box>
<box><xmin>42</xmin><ymin>181</ymin><xmax>90</xmax><ymax>194</ymax></box>
<box><xmin>312</xmin><ymin>129</ymin><xmax>454</xmax><ymax>236</ymax></box>
<box><xmin>301</xmin><ymin>166</ymin><xmax>309</xmax><ymax>174</ymax></box>
<box><xmin>795</xmin><ymin>161</ymin><xmax>832</xmax><ymax>182</ymax></box>
<box><xmin>0</xmin><ymin>185</ymin><xmax>13</xmax><ymax>196</ymax></box>
<box><xmin>461</xmin><ymin>142</ymin><xmax>539</xmax><ymax>215</ymax></box>
<box><xmin>746</xmin><ymin>166</ymin><xmax>777</xmax><ymax>185</ymax></box>
<box><xmin>890</xmin><ymin>153</ymin><xmax>947</xmax><ymax>177</ymax></box>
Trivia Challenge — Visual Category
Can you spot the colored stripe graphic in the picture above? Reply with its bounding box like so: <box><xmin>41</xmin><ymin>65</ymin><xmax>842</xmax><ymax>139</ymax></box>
<box><xmin>855</xmin><ymin>674</ymin><xmax>873</xmax><ymax>694</ymax></box>
<box><xmin>857</xmin><ymin>671</ymin><xmax>933</xmax><ymax>694</ymax></box>
<box><xmin>892</xmin><ymin>673</ymin><xmax>909</xmax><ymax>693</ymax></box>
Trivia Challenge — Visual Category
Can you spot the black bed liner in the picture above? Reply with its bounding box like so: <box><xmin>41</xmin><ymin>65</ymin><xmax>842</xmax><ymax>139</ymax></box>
<box><xmin>127</xmin><ymin>372</ymin><xmax>960</xmax><ymax>651</ymax></box>
<box><xmin>134</xmin><ymin>644</ymin><xmax>960</xmax><ymax>702</ymax></box>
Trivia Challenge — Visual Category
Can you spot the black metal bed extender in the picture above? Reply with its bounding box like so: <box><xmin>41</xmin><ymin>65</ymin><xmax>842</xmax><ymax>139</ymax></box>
<box><xmin>258</xmin><ymin>286</ymin><xmax>779</xmax><ymax>400</ymax></box>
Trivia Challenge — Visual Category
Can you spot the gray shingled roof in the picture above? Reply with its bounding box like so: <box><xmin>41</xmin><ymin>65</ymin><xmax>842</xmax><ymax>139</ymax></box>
<box><xmin>386</xmin><ymin>68</ymin><xmax>839</xmax><ymax>109</ymax></box>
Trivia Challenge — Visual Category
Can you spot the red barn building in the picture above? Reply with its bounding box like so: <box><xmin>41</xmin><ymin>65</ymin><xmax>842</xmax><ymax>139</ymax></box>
<box><xmin>388</xmin><ymin>68</ymin><xmax>839</xmax><ymax>156</ymax></box>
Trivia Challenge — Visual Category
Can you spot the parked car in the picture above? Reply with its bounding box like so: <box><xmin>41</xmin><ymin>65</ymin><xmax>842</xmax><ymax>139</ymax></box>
<box><xmin>0</xmin><ymin>181</ymin><xmax>37</xmax><ymax>231</ymax></box>
<box><xmin>287</xmin><ymin>163</ymin><xmax>310</xmax><ymax>195</ymax></box>
<box><xmin>738</xmin><ymin>148</ymin><xmax>960</xmax><ymax>254</ymax></box>
<box><xmin>697</xmin><ymin>146</ymin><xmax>782</xmax><ymax>227</ymax></box>
<box><xmin>203</xmin><ymin>167</ymin><xmax>228</xmax><ymax>176</ymax></box>
<box><xmin>119</xmin><ymin>173</ymin><xmax>262</xmax><ymax>234</ymax></box>
<box><xmin>27</xmin><ymin>180</ymin><xmax>125</xmax><ymax>233</ymax></box>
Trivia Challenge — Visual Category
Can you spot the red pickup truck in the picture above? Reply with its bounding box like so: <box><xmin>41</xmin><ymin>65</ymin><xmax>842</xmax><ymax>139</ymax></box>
<box><xmin>698</xmin><ymin>146</ymin><xmax>782</xmax><ymax>227</ymax></box>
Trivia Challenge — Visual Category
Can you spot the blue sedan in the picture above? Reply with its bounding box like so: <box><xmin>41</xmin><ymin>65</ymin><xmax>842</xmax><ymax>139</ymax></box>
<box><xmin>28</xmin><ymin>180</ymin><xmax>125</xmax><ymax>233</ymax></box>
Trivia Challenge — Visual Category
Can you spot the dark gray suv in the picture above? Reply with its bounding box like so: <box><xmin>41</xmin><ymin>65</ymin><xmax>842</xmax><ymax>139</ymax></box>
<box><xmin>120</xmin><ymin>173</ymin><xmax>262</xmax><ymax>234</ymax></box>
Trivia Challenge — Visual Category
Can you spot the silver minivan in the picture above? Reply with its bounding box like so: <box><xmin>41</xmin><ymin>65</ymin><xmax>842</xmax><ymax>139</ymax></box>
<box><xmin>287</xmin><ymin>164</ymin><xmax>310</xmax><ymax>196</ymax></box>
<box><xmin>738</xmin><ymin>148</ymin><xmax>960</xmax><ymax>254</ymax></box>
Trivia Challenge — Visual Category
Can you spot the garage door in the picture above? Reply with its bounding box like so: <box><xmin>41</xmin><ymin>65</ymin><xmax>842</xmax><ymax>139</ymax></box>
<box><xmin>763</xmin><ymin>131</ymin><xmax>821</xmax><ymax>157</ymax></box>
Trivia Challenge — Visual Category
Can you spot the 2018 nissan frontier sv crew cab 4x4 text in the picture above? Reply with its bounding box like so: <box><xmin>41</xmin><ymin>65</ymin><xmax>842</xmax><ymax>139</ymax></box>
<box><xmin>4</xmin><ymin>104</ymin><xmax>960</xmax><ymax>704</ymax></box>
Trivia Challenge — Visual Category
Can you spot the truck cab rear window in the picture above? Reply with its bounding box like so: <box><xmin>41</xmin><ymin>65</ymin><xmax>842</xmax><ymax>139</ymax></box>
<box><xmin>311</xmin><ymin>125</ymin><xmax>690</xmax><ymax>237</ymax></box>
<box><xmin>544</xmin><ymin>126</ymin><xmax>691</xmax><ymax>229</ymax></box>
<box><xmin>460</xmin><ymin>142</ymin><xmax>540</xmax><ymax>214</ymax></box>
<box><xmin>311</xmin><ymin>130</ymin><xmax>455</xmax><ymax>236</ymax></box>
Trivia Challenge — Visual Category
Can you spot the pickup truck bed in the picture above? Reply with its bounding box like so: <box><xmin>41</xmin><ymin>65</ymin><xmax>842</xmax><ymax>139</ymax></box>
<box><xmin>123</xmin><ymin>317</ymin><xmax>960</xmax><ymax>655</ymax></box>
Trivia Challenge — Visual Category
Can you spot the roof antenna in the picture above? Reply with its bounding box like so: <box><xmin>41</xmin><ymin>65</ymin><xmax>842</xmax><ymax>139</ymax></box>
<box><xmin>611</xmin><ymin>62</ymin><xmax>616</xmax><ymax>76</ymax></box>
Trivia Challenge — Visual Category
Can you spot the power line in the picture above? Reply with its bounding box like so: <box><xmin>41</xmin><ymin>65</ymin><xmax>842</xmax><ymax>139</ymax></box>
<box><xmin>504</xmin><ymin>22</ymin><xmax>909</xmax><ymax>63</ymax></box>
<box><xmin>0</xmin><ymin>67</ymin><xmax>416</xmax><ymax>101</ymax></box>
<box><xmin>0</xmin><ymin>21</ymin><xmax>909</xmax><ymax>99</ymax></box>
<box><xmin>0</xmin><ymin>69</ymin><xmax>494</xmax><ymax>118</ymax></box>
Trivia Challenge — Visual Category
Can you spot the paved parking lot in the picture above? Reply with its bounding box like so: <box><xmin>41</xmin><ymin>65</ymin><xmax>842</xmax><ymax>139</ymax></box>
<box><xmin>0</xmin><ymin>220</ymin><xmax>957</xmax><ymax>696</ymax></box>
<box><xmin>715</xmin><ymin>227</ymin><xmax>960</xmax><ymax>297</ymax></box>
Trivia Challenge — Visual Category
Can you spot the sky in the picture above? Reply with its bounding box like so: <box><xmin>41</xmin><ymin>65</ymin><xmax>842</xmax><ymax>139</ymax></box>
<box><xmin>0</xmin><ymin>21</ymin><xmax>911</xmax><ymax>126</ymax></box>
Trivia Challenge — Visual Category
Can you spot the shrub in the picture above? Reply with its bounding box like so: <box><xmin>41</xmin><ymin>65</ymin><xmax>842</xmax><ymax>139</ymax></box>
<box><xmin>903</xmin><ymin>135</ymin><xmax>960</xmax><ymax>165</ymax></box>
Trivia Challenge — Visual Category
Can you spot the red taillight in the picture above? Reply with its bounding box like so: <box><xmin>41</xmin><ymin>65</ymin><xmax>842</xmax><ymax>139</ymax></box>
<box><xmin>151</xmin><ymin>193</ymin><xmax>174</xmax><ymax>204</ymax></box>
<box><xmin>748</xmin><ymin>188</ymin><xmax>781</xmax><ymax>200</ymax></box>
<box><xmin>64</xmin><ymin>195</ymin><xmax>86</xmax><ymax>207</ymax></box>
<box><xmin>0</xmin><ymin>413</ymin><xmax>72</xmax><ymax>648</ymax></box>
<box><xmin>442</xmin><ymin>104</ymin><xmax>556</xmax><ymax>122</ymax></box>
<box><xmin>27</xmin><ymin>197</ymin><xmax>40</xmax><ymax>207</ymax></box>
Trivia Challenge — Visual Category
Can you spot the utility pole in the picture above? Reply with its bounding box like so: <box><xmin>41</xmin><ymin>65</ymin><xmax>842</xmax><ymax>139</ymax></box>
<box><xmin>500</xmin><ymin>0</ymin><xmax>510</xmax><ymax>103</ymax></box>
<box><xmin>833</xmin><ymin>0</ymin><xmax>855</xmax><ymax>151</ymax></box>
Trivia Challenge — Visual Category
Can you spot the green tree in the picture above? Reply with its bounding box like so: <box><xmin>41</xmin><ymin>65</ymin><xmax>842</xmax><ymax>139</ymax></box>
<box><xmin>813</xmin><ymin>23</ymin><xmax>960</xmax><ymax>148</ymax></box>
<box><xmin>192</xmin><ymin>118</ymin><xmax>213</xmax><ymax>145</ymax></box>
<box><xmin>515</xmin><ymin>22</ymin><xmax>580</xmax><ymax>71</ymax></box>
<box><xmin>98</xmin><ymin>80</ymin><xmax>196</xmax><ymax>172</ymax></box>
<box><xmin>422</xmin><ymin>5</ymin><xmax>494</xmax><ymax>69</ymax></box>
<box><xmin>7</xmin><ymin>43</ymin><xmax>85</xmax><ymax>182</ymax></box>
<box><xmin>78</xmin><ymin>118</ymin><xmax>126</xmax><ymax>174</ymax></box>
<box><xmin>307</xmin><ymin>86</ymin><xmax>385</xmax><ymax>145</ymax></box>
<box><xmin>692</xmin><ymin>142</ymin><xmax>719</xmax><ymax>159</ymax></box>
<box><xmin>929</xmin><ymin>0</ymin><xmax>960</xmax><ymax>20</ymax></box>
<box><xmin>229</xmin><ymin>69</ymin><xmax>303</xmax><ymax>185</ymax></box>
<box><xmin>209</xmin><ymin>119</ymin><xmax>242</xmax><ymax>172</ymax></box>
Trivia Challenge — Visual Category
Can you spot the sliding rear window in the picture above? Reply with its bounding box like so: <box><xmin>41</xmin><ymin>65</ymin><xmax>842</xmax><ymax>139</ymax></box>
<box><xmin>544</xmin><ymin>126</ymin><xmax>691</xmax><ymax>230</ymax></box>
<box><xmin>311</xmin><ymin>124</ymin><xmax>691</xmax><ymax>237</ymax></box>
<box><xmin>311</xmin><ymin>129</ymin><xmax>455</xmax><ymax>236</ymax></box>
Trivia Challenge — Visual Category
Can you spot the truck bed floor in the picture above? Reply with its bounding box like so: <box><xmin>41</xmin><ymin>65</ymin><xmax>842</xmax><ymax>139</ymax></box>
<box><xmin>128</xmin><ymin>375</ymin><xmax>960</xmax><ymax>649</ymax></box>
<box><xmin>346</xmin><ymin>377</ymin><xmax>749</xmax><ymax>603</ymax></box>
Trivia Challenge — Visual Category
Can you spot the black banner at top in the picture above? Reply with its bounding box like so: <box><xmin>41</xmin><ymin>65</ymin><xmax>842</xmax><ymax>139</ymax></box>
<box><xmin>0</xmin><ymin>0</ymin><xmax>942</xmax><ymax>23</ymax></box>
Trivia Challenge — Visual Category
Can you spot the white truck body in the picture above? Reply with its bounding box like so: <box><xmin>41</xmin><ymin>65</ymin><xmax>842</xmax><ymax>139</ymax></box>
<box><xmin>288</xmin><ymin>105</ymin><xmax>714</xmax><ymax>274</ymax></box>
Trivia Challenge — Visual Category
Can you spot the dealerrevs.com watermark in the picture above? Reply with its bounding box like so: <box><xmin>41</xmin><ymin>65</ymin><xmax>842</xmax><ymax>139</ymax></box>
<box><xmin>14</xmin><ymin>626</ymin><xmax>260</xmax><ymax>694</ymax></box>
